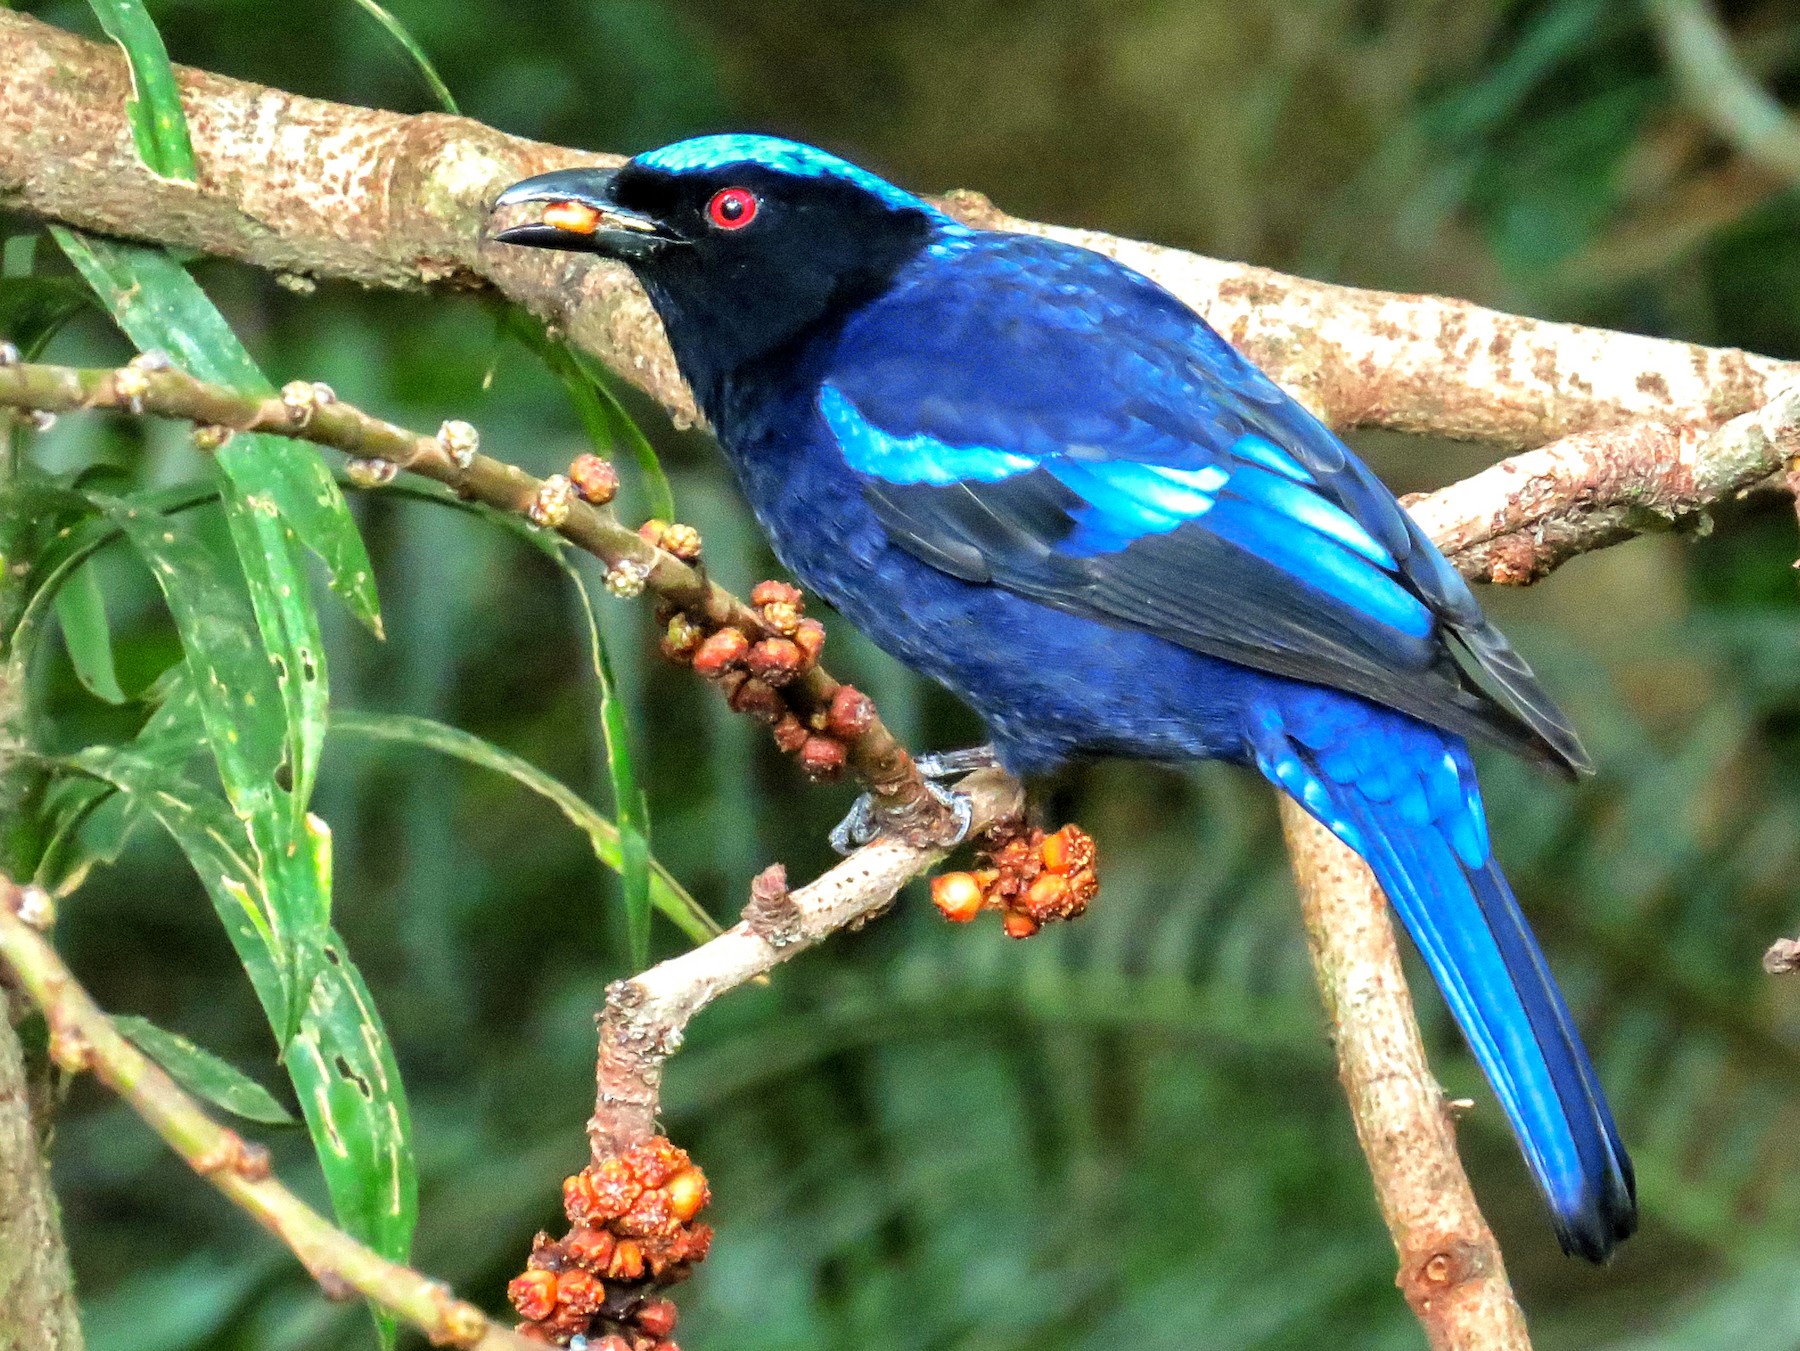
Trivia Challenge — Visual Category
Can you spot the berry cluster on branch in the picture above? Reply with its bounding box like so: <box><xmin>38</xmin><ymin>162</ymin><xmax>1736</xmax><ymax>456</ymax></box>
<box><xmin>509</xmin><ymin>1138</ymin><xmax>713</xmax><ymax>1348</ymax></box>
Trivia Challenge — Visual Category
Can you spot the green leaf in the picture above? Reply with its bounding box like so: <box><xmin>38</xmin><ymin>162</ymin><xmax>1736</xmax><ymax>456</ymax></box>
<box><xmin>0</xmin><ymin>275</ymin><xmax>92</xmax><ymax>360</ymax></box>
<box><xmin>53</xmin><ymin>558</ymin><xmax>128</xmax><ymax>703</ymax></box>
<box><xmin>102</xmin><ymin>495</ymin><xmax>287</xmax><ymax>813</ymax></box>
<box><xmin>332</xmin><ymin>709</ymin><xmax>719</xmax><ymax>943</ymax></box>
<box><xmin>68</xmin><ymin>745</ymin><xmax>287</xmax><ymax>1021</ymax></box>
<box><xmin>69</xmin><ymin>745</ymin><xmax>416</xmax><ymax>1312</ymax></box>
<box><xmin>565</xmin><ymin>563</ymin><xmax>654</xmax><ymax>967</ymax></box>
<box><xmin>345</xmin><ymin>0</ymin><xmax>460</xmax><ymax>113</ymax></box>
<box><xmin>84</xmin><ymin>0</ymin><xmax>198</xmax><ymax>182</ymax></box>
<box><xmin>50</xmin><ymin>229</ymin><xmax>382</xmax><ymax>647</ymax></box>
<box><xmin>114</xmin><ymin>1015</ymin><xmax>296</xmax><ymax>1125</ymax></box>
<box><xmin>500</xmin><ymin>308</ymin><xmax>675</xmax><ymax>521</ymax></box>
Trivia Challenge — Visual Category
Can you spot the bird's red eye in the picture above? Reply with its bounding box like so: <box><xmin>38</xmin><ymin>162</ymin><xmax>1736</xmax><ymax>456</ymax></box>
<box><xmin>707</xmin><ymin>187</ymin><xmax>758</xmax><ymax>230</ymax></box>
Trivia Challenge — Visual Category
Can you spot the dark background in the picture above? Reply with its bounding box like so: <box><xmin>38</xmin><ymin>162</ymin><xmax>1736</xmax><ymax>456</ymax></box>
<box><xmin>13</xmin><ymin>0</ymin><xmax>1800</xmax><ymax>1347</ymax></box>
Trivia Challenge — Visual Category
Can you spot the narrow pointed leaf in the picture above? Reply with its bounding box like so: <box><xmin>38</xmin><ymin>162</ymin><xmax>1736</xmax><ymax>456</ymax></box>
<box><xmin>564</xmin><ymin>563</ymin><xmax>654</xmax><ymax>967</ymax></box>
<box><xmin>53</xmin><ymin>558</ymin><xmax>128</xmax><ymax>703</ymax></box>
<box><xmin>332</xmin><ymin>709</ymin><xmax>718</xmax><ymax>942</ymax></box>
<box><xmin>114</xmin><ymin>1015</ymin><xmax>296</xmax><ymax>1125</ymax></box>
<box><xmin>84</xmin><ymin>0</ymin><xmax>197</xmax><ymax>182</ymax></box>
<box><xmin>345</xmin><ymin>0</ymin><xmax>460</xmax><ymax>113</ymax></box>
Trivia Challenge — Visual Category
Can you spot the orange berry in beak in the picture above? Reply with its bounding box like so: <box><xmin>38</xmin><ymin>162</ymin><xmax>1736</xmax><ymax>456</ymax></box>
<box><xmin>542</xmin><ymin>199</ymin><xmax>601</xmax><ymax>235</ymax></box>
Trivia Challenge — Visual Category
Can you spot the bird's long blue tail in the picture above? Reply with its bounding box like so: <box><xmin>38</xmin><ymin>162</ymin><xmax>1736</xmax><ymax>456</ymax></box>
<box><xmin>1249</xmin><ymin>688</ymin><xmax>1637</xmax><ymax>1261</ymax></box>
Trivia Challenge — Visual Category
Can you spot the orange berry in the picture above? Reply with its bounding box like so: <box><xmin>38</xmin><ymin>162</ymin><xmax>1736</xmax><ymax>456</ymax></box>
<box><xmin>508</xmin><ymin>1269</ymin><xmax>559</xmax><ymax>1322</ymax></box>
<box><xmin>542</xmin><ymin>199</ymin><xmax>601</xmax><ymax>235</ymax></box>
<box><xmin>931</xmin><ymin>872</ymin><xmax>986</xmax><ymax>923</ymax></box>
<box><xmin>665</xmin><ymin>1166</ymin><xmax>710</xmax><ymax>1222</ymax></box>
<box><xmin>1040</xmin><ymin>825</ymin><xmax>1095</xmax><ymax>876</ymax></box>
<box><xmin>609</xmin><ymin>1239</ymin><xmax>646</xmax><ymax>1280</ymax></box>
<box><xmin>1024</xmin><ymin>871</ymin><xmax>1069</xmax><ymax>916</ymax></box>
<box><xmin>636</xmin><ymin>1299</ymin><xmax>679</xmax><ymax>1339</ymax></box>
<box><xmin>1002</xmin><ymin>911</ymin><xmax>1041</xmax><ymax>939</ymax></box>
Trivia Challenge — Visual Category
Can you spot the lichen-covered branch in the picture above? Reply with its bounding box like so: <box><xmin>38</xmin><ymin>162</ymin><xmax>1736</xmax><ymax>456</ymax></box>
<box><xmin>3</xmin><ymin>9</ymin><xmax>1795</xmax><ymax>451</ymax></box>
<box><xmin>1281</xmin><ymin>803</ymin><xmax>1531</xmax><ymax>1351</ymax></box>
<box><xmin>1408</xmin><ymin>380</ymin><xmax>1800</xmax><ymax>584</ymax></box>
<box><xmin>0</xmin><ymin>881</ymin><xmax>539</xmax><ymax>1351</ymax></box>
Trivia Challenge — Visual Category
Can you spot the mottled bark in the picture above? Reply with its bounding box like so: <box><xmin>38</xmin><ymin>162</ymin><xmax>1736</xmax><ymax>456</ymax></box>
<box><xmin>3</xmin><ymin>9</ymin><xmax>1794</xmax><ymax>451</ymax></box>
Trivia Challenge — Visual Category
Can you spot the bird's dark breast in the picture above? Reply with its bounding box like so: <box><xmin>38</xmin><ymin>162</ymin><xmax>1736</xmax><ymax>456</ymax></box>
<box><xmin>709</xmin><ymin>379</ymin><xmax>1252</xmax><ymax>776</ymax></box>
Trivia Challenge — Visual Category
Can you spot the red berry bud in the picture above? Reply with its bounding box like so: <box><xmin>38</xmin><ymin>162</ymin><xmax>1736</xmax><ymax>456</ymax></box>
<box><xmin>692</xmin><ymin>629</ymin><xmax>749</xmax><ymax>677</ymax></box>
<box><xmin>798</xmin><ymin>735</ymin><xmax>847</xmax><ymax>781</ymax></box>
<box><xmin>569</xmin><ymin>453</ymin><xmax>620</xmax><ymax>504</ymax></box>
<box><xmin>747</xmin><ymin>637</ymin><xmax>805</xmax><ymax>686</ymax></box>
<box><xmin>826</xmin><ymin>686</ymin><xmax>875</xmax><ymax>740</ymax></box>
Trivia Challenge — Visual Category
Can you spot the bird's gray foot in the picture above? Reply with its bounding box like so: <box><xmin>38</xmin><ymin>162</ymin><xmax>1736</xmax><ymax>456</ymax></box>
<box><xmin>828</xmin><ymin>745</ymin><xmax>995</xmax><ymax>854</ymax></box>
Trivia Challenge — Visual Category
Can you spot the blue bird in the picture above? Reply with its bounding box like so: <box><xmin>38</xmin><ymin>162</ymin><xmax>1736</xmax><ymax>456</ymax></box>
<box><xmin>490</xmin><ymin>135</ymin><xmax>1636</xmax><ymax>1260</ymax></box>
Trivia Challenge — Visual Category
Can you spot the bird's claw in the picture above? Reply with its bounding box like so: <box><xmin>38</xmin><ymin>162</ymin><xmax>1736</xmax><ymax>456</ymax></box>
<box><xmin>829</xmin><ymin>749</ymin><xmax>992</xmax><ymax>854</ymax></box>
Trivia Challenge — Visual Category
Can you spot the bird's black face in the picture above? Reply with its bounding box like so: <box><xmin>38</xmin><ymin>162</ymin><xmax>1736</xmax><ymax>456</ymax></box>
<box><xmin>489</xmin><ymin>144</ymin><xmax>938</xmax><ymax>409</ymax></box>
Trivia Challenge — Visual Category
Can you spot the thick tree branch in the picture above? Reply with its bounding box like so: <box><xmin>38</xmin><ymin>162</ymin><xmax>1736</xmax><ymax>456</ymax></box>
<box><xmin>3</xmin><ymin>9</ymin><xmax>1795</xmax><ymax>451</ymax></box>
<box><xmin>0</xmin><ymin>882</ymin><xmax>539</xmax><ymax>1351</ymax></box>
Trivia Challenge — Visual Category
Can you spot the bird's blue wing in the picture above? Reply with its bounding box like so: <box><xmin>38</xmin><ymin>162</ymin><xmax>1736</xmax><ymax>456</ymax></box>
<box><xmin>824</xmin><ymin>233</ymin><xmax>1587</xmax><ymax>774</ymax></box>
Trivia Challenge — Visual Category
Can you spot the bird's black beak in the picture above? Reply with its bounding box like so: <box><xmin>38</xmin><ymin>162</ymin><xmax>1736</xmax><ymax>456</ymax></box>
<box><xmin>487</xmin><ymin>168</ymin><xmax>678</xmax><ymax>258</ymax></box>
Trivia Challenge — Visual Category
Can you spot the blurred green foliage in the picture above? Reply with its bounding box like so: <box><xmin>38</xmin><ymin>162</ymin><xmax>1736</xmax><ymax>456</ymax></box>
<box><xmin>6</xmin><ymin>0</ymin><xmax>1800</xmax><ymax>1348</ymax></box>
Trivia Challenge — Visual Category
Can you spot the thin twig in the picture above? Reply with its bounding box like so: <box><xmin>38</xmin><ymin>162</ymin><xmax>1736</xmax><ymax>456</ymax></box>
<box><xmin>1648</xmin><ymin>0</ymin><xmax>1800</xmax><ymax>186</ymax></box>
<box><xmin>0</xmin><ymin>880</ymin><xmax>540</xmax><ymax>1351</ymax></box>
<box><xmin>588</xmin><ymin>769</ymin><xmax>1022</xmax><ymax>1155</ymax></box>
<box><xmin>0</xmin><ymin>358</ymin><xmax>951</xmax><ymax>839</ymax></box>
